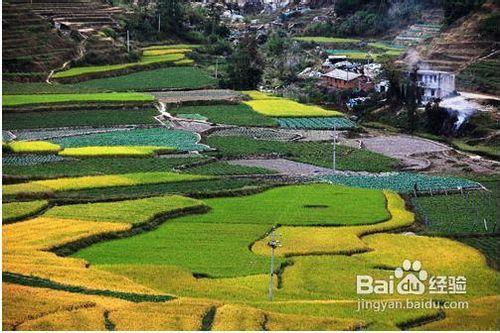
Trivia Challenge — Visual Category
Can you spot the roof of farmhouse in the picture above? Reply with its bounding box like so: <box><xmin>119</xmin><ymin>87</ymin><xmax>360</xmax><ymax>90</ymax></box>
<box><xmin>323</xmin><ymin>69</ymin><xmax>362</xmax><ymax>81</ymax></box>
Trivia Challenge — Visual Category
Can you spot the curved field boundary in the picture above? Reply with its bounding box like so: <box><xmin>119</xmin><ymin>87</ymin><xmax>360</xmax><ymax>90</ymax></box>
<box><xmin>3</xmin><ymin>197</ymin><xmax>208</xmax><ymax>297</ymax></box>
<box><xmin>3</xmin><ymin>272</ymin><xmax>174</xmax><ymax>303</ymax></box>
<box><xmin>52</xmin><ymin>56</ymin><xmax>193</xmax><ymax>84</ymax></box>
<box><xmin>251</xmin><ymin>191</ymin><xmax>414</xmax><ymax>257</ymax></box>
<box><xmin>2</xmin><ymin>200</ymin><xmax>51</xmax><ymax>224</ymax></box>
<box><xmin>2</xmin><ymin>172</ymin><xmax>215</xmax><ymax>200</ymax></box>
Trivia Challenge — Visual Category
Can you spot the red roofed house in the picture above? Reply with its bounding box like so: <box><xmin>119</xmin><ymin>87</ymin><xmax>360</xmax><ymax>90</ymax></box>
<box><xmin>322</xmin><ymin>69</ymin><xmax>375</xmax><ymax>92</ymax></box>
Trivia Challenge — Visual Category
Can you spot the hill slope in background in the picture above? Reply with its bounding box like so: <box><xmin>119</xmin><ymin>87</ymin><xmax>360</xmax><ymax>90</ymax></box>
<box><xmin>417</xmin><ymin>2</ymin><xmax>499</xmax><ymax>94</ymax></box>
<box><xmin>2</xmin><ymin>0</ymin><xmax>126</xmax><ymax>82</ymax></box>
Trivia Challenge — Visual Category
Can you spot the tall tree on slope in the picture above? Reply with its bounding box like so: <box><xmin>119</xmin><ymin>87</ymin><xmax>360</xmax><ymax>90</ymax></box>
<box><xmin>157</xmin><ymin>0</ymin><xmax>185</xmax><ymax>35</ymax></box>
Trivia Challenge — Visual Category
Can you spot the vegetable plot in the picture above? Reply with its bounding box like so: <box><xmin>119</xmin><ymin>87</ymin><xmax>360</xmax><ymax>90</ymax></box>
<box><xmin>53</xmin><ymin>128</ymin><xmax>209</xmax><ymax>152</ymax></box>
<box><xmin>320</xmin><ymin>172</ymin><xmax>482</xmax><ymax>193</ymax></box>
<box><xmin>276</xmin><ymin>117</ymin><xmax>356</xmax><ymax>129</ymax></box>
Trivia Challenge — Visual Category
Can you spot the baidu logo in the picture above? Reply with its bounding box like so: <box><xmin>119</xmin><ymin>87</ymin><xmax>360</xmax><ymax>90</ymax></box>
<box><xmin>356</xmin><ymin>259</ymin><xmax>466</xmax><ymax>295</ymax></box>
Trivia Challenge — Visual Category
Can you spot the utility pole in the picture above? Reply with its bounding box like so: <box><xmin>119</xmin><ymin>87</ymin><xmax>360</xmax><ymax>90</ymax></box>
<box><xmin>215</xmin><ymin>58</ymin><xmax>219</xmax><ymax>79</ymax></box>
<box><xmin>126</xmin><ymin>30</ymin><xmax>130</xmax><ymax>53</ymax></box>
<box><xmin>332</xmin><ymin>124</ymin><xmax>337</xmax><ymax>172</ymax></box>
<box><xmin>158</xmin><ymin>14</ymin><xmax>161</xmax><ymax>34</ymax></box>
<box><xmin>267</xmin><ymin>227</ymin><xmax>281</xmax><ymax>301</ymax></box>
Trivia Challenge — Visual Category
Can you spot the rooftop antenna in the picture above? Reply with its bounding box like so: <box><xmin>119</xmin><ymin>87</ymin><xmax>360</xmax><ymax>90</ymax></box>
<box><xmin>267</xmin><ymin>226</ymin><xmax>282</xmax><ymax>301</ymax></box>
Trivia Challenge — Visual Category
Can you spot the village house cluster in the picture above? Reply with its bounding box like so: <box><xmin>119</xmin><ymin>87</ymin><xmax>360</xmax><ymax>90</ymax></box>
<box><xmin>320</xmin><ymin>55</ymin><xmax>388</xmax><ymax>93</ymax></box>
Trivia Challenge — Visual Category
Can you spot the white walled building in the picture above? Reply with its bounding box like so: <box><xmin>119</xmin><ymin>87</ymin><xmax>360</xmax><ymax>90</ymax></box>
<box><xmin>417</xmin><ymin>69</ymin><xmax>455</xmax><ymax>102</ymax></box>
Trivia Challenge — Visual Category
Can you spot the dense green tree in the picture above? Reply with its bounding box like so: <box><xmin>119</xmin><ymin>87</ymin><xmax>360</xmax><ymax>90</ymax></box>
<box><xmin>156</xmin><ymin>0</ymin><xmax>185</xmax><ymax>35</ymax></box>
<box><xmin>226</xmin><ymin>34</ymin><xmax>263</xmax><ymax>90</ymax></box>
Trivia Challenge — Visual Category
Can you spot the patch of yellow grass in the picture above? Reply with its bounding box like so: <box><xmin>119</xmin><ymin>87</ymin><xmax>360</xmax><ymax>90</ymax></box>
<box><xmin>143</xmin><ymin>48</ymin><xmax>192</xmax><ymax>56</ymax></box>
<box><xmin>3</xmin><ymin>171</ymin><xmax>212</xmax><ymax>196</ymax></box>
<box><xmin>2</xmin><ymin>283</ymin><xmax>130</xmax><ymax>330</ymax></box>
<box><xmin>58</xmin><ymin>146</ymin><xmax>176</xmax><ymax>157</ymax></box>
<box><xmin>252</xmin><ymin>191</ymin><xmax>413</xmax><ymax>257</ymax></box>
<box><xmin>212</xmin><ymin>303</ymin><xmax>360</xmax><ymax>330</ymax></box>
<box><xmin>244</xmin><ymin>99</ymin><xmax>342</xmax><ymax>117</ymax></box>
<box><xmin>2</xmin><ymin>217</ymin><xmax>156</xmax><ymax>293</ymax></box>
<box><xmin>415</xmin><ymin>296</ymin><xmax>499</xmax><ymax>331</ymax></box>
<box><xmin>17</xmin><ymin>306</ymin><xmax>106</xmax><ymax>330</ymax></box>
<box><xmin>241</xmin><ymin>90</ymin><xmax>283</xmax><ymax>100</ymax></box>
<box><xmin>3</xmin><ymin>218</ymin><xmax>165</xmax><ymax>295</ymax></box>
<box><xmin>6</xmin><ymin>141</ymin><xmax>61</xmax><ymax>153</ymax></box>
<box><xmin>96</xmin><ymin>264</ymin><xmax>270</xmax><ymax>302</ymax></box>
<box><xmin>360</xmin><ymin>233</ymin><xmax>498</xmax><ymax>298</ymax></box>
<box><xmin>109</xmin><ymin>299</ymin><xmax>216</xmax><ymax>330</ymax></box>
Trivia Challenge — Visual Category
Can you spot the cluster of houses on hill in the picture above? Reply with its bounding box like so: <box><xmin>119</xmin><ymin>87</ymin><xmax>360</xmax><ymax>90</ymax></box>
<box><xmin>318</xmin><ymin>55</ymin><xmax>388</xmax><ymax>93</ymax></box>
<box><xmin>303</xmin><ymin>54</ymin><xmax>456</xmax><ymax>103</ymax></box>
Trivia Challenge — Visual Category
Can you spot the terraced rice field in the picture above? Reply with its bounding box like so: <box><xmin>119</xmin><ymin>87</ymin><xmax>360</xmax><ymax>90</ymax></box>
<box><xmin>73</xmin><ymin>67</ymin><xmax>216</xmax><ymax>91</ymax></box>
<box><xmin>73</xmin><ymin>184</ymin><xmax>390</xmax><ymax>278</ymax></box>
<box><xmin>3</xmin><ymin>172</ymin><xmax>213</xmax><ymax>198</ymax></box>
<box><xmin>3</xmin><ymin>108</ymin><xmax>159</xmax><ymax>129</ymax></box>
<box><xmin>52</xmin><ymin>45</ymin><xmax>196</xmax><ymax>80</ymax></box>
<box><xmin>3</xmin><ymin>157</ymin><xmax>207</xmax><ymax>178</ymax></box>
<box><xmin>3</xmin><ymin>93</ymin><xmax>154</xmax><ymax>107</ymax></box>
<box><xmin>2</xmin><ymin>40</ymin><xmax>497</xmax><ymax>330</ymax></box>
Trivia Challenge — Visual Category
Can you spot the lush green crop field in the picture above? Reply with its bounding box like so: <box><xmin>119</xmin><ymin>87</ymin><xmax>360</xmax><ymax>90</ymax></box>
<box><xmin>74</xmin><ymin>221</ymin><xmax>274</xmax><ymax>277</ymax></box>
<box><xmin>53</xmin><ymin>128</ymin><xmax>208</xmax><ymax>152</ymax></box>
<box><xmin>455</xmin><ymin>236</ymin><xmax>499</xmax><ymax>269</ymax></box>
<box><xmin>3</xmin><ymin>93</ymin><xmax>154</xmax><ymax>106</ymax></box>
<box><xmin>276</xmin><ymin>117</ymin><xmax>356</xmax><ymax>129</ymax></box>
<box><xmin>205</xmin><ymin>136</ymin><xmax>398</xmax><ymax>172</ymax></box>
<box><xmin>73</xmin><ymin>67</ymin><xmax>216</xmax><ymax>91</ymax></box>
<box><xmin>3</xmin><ymin>200</ymin><xmax>49</xmax><ymax>223</ymax></box>
<box><xmin>171</xmin><ymin>104</ymin><xmax>278</xmax><ymax>127</ymax></box>
<box><xmin>73</xmin><ymin>184</ymin><xmax>388</xmax><ymax>277</ymax></box>
<box><xmin>46</xmin><ymin>195</ymin><xmax>204</xmax><ymax>225</ymax></box>
<box><xmin>53</xmin><ymin>53</ymin><xmax>188</xmax><ymax>79</ymax></box>
<box><xmin>52</xmin><ymin>178</ymin><xmax>272</xmax><ymax>201</ymax></box>
<box><xmin>320</xmin><ymin>173</ymin><xmax>482</xmax><ymax>193</ymax></box>
<box><xmin>3</xmin><ymin>157</ymin><xmax>207</xmax><ymax>179</ymax></box>
<box><xmin>2</xmin><ymin>82</ymin><xmax>100</xmax><ymax>95</ymax></box>
<box><xmin>3</xmin><ymin>109</ymin><xmax>158</xmax><ymax>130</ymax></box>
<box><xmin>3</xmin><ymin>172</ymin><xmax>213</xmax><ymax>197</ymax></box>
<box><xmin>412</xmin><ymin>191</ymin><xmax>496</xmax><ymax>234</ymax></box>
<box><xmin>182</xmin><ymin>161</ymin><xmax>276</xmax><ymax>175</ymax></box>
<box><xmin>165</xmin><ymin>184</ymin><xmax>390</xmax><ymax>226</ymax></box>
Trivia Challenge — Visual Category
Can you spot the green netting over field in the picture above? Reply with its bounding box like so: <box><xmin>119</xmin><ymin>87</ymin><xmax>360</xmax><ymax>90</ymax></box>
<box><xmin>53</xmin><ymin>128</ymin><xmax>208</xmax><ymax>152</ymax></box>
<box><xmin>320</xmin><ymin>173</ymin><xmax>481</xmax><ymax>193</ymax></box>
<box><xmin>276</xmin><ymin>117</ymin><xmax>356</xmax><ymax>129</ymax></box>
